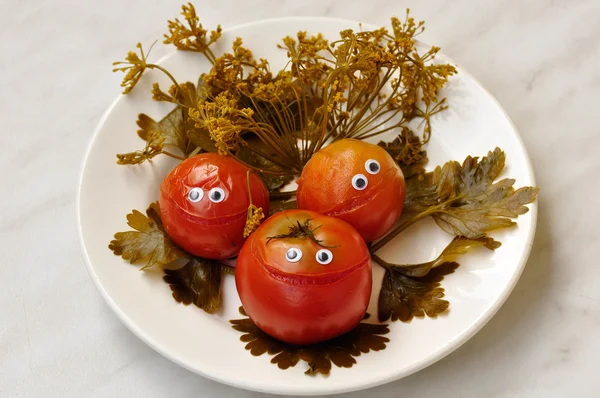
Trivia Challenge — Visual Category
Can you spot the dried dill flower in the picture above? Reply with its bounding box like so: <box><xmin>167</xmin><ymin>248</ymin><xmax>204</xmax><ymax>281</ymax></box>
<box><xmin>116</xmin><ymin>133</ymin><xmax>166</xmax><ymax>164</ymax></box>
<box><xmin>163</xmin><ymin>2</ymin><xmax>222</xmax><ymax>62</ymax></box>
<box><xmin>243</xmin><ymin>170</ymin><xmax>266</xmax><ymax>237</ymax></box>
<box><xmin>188</xmin><ymin>92</ymin><xmax>253</xmax><ymax>155</ymax></box>
<box><xmin>112</xmin><ymin>42</ymin><xmax>155</xmax><ymax>94</ymax></box>
<box><xmin>115</xmin><ymin>6</ymin><xmax>457</xmax><ymax>179</ymax></box>
<box><xmin>244</xmin><ymin>205</ymin><xmax>264</xmax><ymax>238</ymax></box>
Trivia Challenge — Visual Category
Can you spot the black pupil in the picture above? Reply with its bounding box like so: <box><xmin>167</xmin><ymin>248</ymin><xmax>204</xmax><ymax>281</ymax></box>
<box><xmin>356</xmin><ymin>178</ymin><xmax>366</xmax><ymax>188</ymax></box>
<box><xmin>318</xmin><ymin>252</ymin><xmax>329</xmax><ymax>262</ymax></box>
<box><xmin>190</xmin><ymin>190</ymin><xmax>199</xmax><ymax>200</ymax></box>
<box><xmin>287</xmin><ymin>250</ymin><xmax>297</xmax><ymax>259</ymax></box>
<box><xmin>369</xmin><ymin>162</ymin><xmax>379</xmax><ymax>172</ymax></box>
<box><xmin>211</xmin><ymin>190</ymin><xmax>222</xmax><ymax>200</ymax></box>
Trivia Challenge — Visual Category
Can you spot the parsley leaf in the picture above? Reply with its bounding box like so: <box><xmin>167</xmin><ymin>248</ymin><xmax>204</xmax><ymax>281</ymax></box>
<box><xmin>432</xmin><ymin>179</ymin><xmax>539</xmax><ymax>238</ymax></box>
<box><xmin>371</xmin><ymin>148</ymin><xmax>539</xmax><ymax>252</ymax></box>
<box><xmin>137</xmin><ymin>107</ymin><xmax>187</xmax><ymax>153</ymax></box>
<box><xmin>163</xmin><ymin>257</ymin><xmax>222</xmax><ymax>313</ymax></box>
<box><xmin>375</xmin><ymin>236</ymin><xmax>499</xmax><ymax>322</ymax></box>
<box><xmin>231</xmin><ymin>307</ymin><xmax>389</xmax><ymax>375</ymax></box>
<box><xmin>378</xmin><ymin>262</ymin><xmax>458</xmax><ymax>322</ymax></box>
<box><xmin>116</xmin><ymin>107</ymin><xmax>190</xmax><ymax>165</ymax></box>
<box><xmin>108</xmin><ymin>202</ymin><xmax>187</xmax><ymax>270</ymax></box>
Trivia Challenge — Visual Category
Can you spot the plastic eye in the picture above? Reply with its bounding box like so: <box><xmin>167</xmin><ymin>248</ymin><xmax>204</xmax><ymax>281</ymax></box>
<box><xmin>351</xmin><ymin>174</ymin><xmax>368</xmax><ymax>190</ymax></box>
<box><xmin>286</xmin><ymin>247</ymin><xmax>303</xmax><ymax>263</ymax></box>
<box><xmin>188</xmin><ymin>188</ymin><xmax>204</xmax><ymax>202</ymax></box>
<box><xmin>316</xmin><ymin>249</ymin><xmax>333</xmax><ymax>265</ymax></box>
<box><xmin>208</xmin><ymin>187</ymin><xmax>225</xmax><ymax>203</ymax></box>
<box><xmin>365</xmin><ymin>159</ymin><xmax>380</xmax><ymax>174</ymax></box>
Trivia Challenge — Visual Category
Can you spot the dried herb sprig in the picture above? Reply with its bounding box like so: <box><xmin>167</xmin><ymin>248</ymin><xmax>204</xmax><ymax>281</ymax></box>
<box><xmin>266</xmin><ymin>219</ymin><xmax>338</xmax><ymax>248</ymax></box>
<box><xmin>113</xmin><ymin>42</ymin><xmax>184</xmax><ymax>96</ymax></box>
<box><xmin>113</xmin><ymin>5</ymin><xmax>458</xmax><ymax>197</ymax></box>
<box><xmin>163</xmin><ymin>2</ymin><xmax>222</xmax><ymax>63</ymax></box>
<box><xmin>180</xmin><ymin>9</ymin><xmax>456</xmax><ymax>177</ymax></box>
<box><xmin>243</xmin><ymin>170</ymin><xmax>265</xmax><ymax>238</ymax></box>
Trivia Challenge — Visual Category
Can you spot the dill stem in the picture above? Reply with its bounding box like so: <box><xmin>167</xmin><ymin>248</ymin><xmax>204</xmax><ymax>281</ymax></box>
<box><xmin>369</xmin><ymin>208</ymin><xmax>433</xmax><ymax>253</ymax></box>
<box><xmin>161</xmin><ymin>150</ymin><xmax>185</xmax><ymax>161</ymax></box>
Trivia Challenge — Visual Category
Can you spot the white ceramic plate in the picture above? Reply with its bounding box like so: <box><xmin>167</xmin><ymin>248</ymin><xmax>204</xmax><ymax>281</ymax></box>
<box><xmin>77</xmin><ymin>17</ymin><xmax>537</xmax><ymax>396</ymax></box>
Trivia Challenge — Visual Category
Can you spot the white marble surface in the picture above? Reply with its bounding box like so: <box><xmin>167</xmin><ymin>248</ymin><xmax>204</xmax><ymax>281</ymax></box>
<box><xmin>1</xmin><ymin>0</ymin><xmax>598</xmax><ymax>397</ymax></box>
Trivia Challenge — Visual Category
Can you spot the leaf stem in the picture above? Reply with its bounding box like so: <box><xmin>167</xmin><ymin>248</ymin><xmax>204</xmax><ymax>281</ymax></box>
<box><xmin>246</xmin><ymin>170</ymin><xmax>254</xmax><ymax>205</ymax></box>
<box><xmin>149</xmin><ymin>64</ymin><xmax>185</xmax><ymax>100</ymax></box>
<box><xmin>369</xmin><ymin>207</ymin><xmax>434</xmax><ymax>253</ymax></box>
<box><xmin>371</xmin><ymin>253</ymin><xmax>391</xmax><ymax>270</ymax></box>
<box><xmin>161</xmin><ymin>150</ymin><xmax>186</xmax><ymax>160</ymax></box>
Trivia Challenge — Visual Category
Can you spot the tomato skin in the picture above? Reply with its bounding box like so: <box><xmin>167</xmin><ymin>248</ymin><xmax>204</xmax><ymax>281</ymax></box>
<box><xmin>159</xmin><ymin>153</ymin><xmax>269</xmax><ymax>259</ymax></box>
<box><xmin>235</xmin><ymin>209</ymin><xmax>372</xmax><ymax>345</ymax></box>
<box><xmin>296</xmin><ymin>139</ymin><xmax>406</xmax><ymax>242</ymax></box>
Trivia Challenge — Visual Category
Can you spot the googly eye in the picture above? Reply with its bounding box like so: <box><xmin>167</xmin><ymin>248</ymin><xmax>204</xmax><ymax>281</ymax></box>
<box><xmin>316</xmin><ymin>249</ymin><xmax>333</xmax><ymax>265</ymax></box>
<box><xmin>208</xmin><ymin>187</ymin><xmax>225</xmax><ymax>203</ymax></box>
<box><xmin>351</xmin><ymin>174</ymin><xmax>368</xmax><ymax>190</ymax></box>
<box><xmin>285</xmin><ymin>247</ymin><xmax>303</xmax><ymax>263</ymax></box>
<box><xmin>188</xmin><ymin>188</ymin><xmax>204</xmax><ymax>202</ymax></box>
<box><xmin>365</xmin><ymin>159</ymin><xmax>380</xmax><ymax>174</ymax></box>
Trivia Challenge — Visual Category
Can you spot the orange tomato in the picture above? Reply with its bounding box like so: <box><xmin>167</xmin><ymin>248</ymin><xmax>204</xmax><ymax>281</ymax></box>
<box><xmin>296</xmin><ymin>139</ymin><xmax>406</xmax><ymax>242</ymax></box>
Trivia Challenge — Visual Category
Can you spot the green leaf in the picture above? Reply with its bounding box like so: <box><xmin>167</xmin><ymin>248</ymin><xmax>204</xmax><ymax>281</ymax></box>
<box><xmin>163</xmin><ymin>257</ymin><xmax>222</xmax><ymax>313</ymax></box>
<box><xmin>405</xmin><ymin>148</ymin><xmax>539</xmax><ymax>239</ymax></box>
<box><xmin>137</xmin><ymin>107</ymin><xmax>188</xmax><ymax>153</ymax></box>
<box><xmin>231</xmin><ymin>307</ymin><xmax>389</xmax><ymax>375</ymax></box>
<box><xmin>405</xmin><ymin>147</ymin><xmax>505</xmax><ymax>211</ymax></box>
<box><xmin>432</xmin><ymin>180</ymin><xmax>539</xmax><ymax>238</ymax></box>
<box><xmin>109</xmin><ymin>202</ymin><xmax>188</xmax><ymax>270</ymax></box>
<box><xmin>378</xmin><ymin>262</ymin><xmax>459</xmax><ymax>322</ymax></box>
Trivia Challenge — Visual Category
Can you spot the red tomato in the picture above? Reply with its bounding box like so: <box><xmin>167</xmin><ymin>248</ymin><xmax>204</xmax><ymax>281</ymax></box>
<box><xmin>235</xmin><ymin>209</ymin><xmax>371</xmax><ymax>345</ymax></box>
<box><xmin>296</xmin><ymin>139</ymin><xmax>406</xmax><ymax>242</ymax></box>
<box><xmin>159</xmin><ymin>153</ymin><xmax>269</xmax><ymax>259</ymax></box>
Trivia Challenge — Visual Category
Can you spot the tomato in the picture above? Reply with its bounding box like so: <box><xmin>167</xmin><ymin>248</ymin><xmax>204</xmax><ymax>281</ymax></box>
<box><xmin>296</xmin><ymin>139</ymin><xmax>406</xmax><ymax>242</ymax></box>
<box><xmin>235</xmin><ymin>209</ymin><xmax>371</xmax><ymax>345</ymax></box>
<box><xmin>159</xmin><ymin>153</ymin><xmax>269</xmax><ymax>259</ymax></box>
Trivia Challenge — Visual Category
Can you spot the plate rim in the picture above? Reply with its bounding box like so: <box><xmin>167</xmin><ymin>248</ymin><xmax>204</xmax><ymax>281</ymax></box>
<box><xmin>76</xmin><ymin>16</ymin><xmax>538</xmax><ymax>396</ymax></box>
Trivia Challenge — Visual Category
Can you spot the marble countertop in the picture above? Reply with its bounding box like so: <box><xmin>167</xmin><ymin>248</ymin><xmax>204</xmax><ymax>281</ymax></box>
<box><xmin>1</xmin><ymin>0</ymin><xmax>598</xmax><ymax>397</ymax></box>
